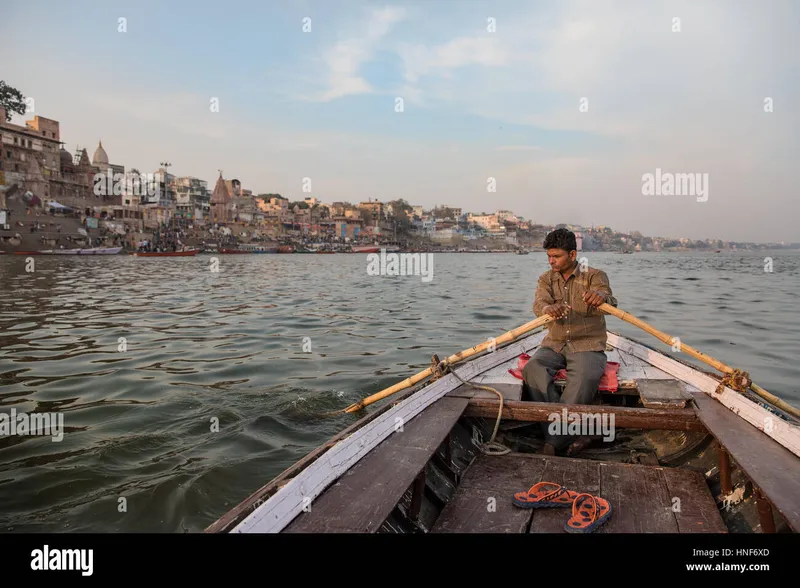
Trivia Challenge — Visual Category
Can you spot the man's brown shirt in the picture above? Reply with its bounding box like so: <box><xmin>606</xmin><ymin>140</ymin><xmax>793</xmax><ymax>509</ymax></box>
<box><xmin>533</xmin><ymin>264</ymin><xmax>618</xmax><ymax>353</ymax></box>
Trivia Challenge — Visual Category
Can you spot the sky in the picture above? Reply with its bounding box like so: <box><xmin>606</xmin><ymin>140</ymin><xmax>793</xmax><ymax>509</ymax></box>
<box><xmin>2</xmin><ymin>0</ymin><xmax>798</xmax><ymax>243</ymax></box>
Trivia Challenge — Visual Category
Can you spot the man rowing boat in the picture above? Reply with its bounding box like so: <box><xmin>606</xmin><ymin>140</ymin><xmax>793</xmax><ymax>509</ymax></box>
<box><xmin>522</xmin><ymin>228</ymin><xmax>618</xmax><ymax>456</ymax></box>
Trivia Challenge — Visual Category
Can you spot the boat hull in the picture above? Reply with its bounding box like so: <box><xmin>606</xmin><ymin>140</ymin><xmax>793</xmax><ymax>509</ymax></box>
<box><xmin>130</xmin><ymin>249</ymin><xmax>198</xmax><ymax>257</ymax></box>
<box><xmin>205</xmin><ymin>328</ymin><xmax>800</xmax><ymax>536</ymax></box>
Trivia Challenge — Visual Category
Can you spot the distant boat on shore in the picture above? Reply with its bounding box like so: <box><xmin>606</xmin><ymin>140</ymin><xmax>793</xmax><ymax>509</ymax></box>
<box><xmin>13</xmin><ymin>247</ymin><xmax>122</xmax><ymax>255</ymax></box>
<box><xmin>130</xmin><ymin>249</ymin><xmax>198</xmax><ymax>257</ymax></box>
<box><xmin>351</xmin><ymin>245</ymin><xmax>380</xmax><ymax>253</ymax></box>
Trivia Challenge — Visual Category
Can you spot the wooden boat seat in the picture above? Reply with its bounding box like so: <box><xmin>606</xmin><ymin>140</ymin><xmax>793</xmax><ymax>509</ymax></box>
<box><xmin>636</xmin><ymin>379</ymin><xmax>693</xmax><ymax>409</ymax></box>
<box><xmin>692</xmin><ymin>392</ymin><xmax>800</xmax><ymax>531</ymax></box>
<box><xmin>431</xmin><ymin>452</ymin><xmax>727</xmax><ymax>533</ymax></box>
<box><xmin>283</xmin><ymin>395</ymin><xmax>470</xmax><ymax>533</ymax></box>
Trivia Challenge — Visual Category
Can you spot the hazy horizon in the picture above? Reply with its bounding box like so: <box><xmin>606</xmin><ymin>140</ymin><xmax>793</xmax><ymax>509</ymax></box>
<box><xmin>2</xmin><ymin>0</ymin><xmax>798</xmax><ymax>243</ymax></box>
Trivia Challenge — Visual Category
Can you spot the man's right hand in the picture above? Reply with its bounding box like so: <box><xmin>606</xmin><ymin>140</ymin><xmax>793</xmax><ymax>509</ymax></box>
<box><xmin>543</xmin><ymin>303</ymin><xmax>570</xmax><ymax>319</ymax></box>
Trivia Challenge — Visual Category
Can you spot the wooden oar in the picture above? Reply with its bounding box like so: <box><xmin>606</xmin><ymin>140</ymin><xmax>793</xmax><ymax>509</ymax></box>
<box><xmin>339</xmin><ymin>314</ymin><xmax>555</xmax><ymax>414</ymax></box>
<box><xmin>598</xmin><ymin>303</ymin><xmax>800</xmax><ymax>419</ymax></box>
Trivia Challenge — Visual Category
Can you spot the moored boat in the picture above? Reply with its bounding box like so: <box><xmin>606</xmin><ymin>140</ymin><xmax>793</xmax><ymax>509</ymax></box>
<box><xmin>15</xmin><ymin>247</ymin><xmax>123</xmax><ymax>255</ymax></box>
<box><xmin>206</xmin><ymin>306</ymin><xmax>800</xmax><ymax>536</ymax></box>
<box><xmin>129</xmin><ymin>248</ymin><xmax>198</xmax><ymax>257</ymax></box>
<box><xmin>351</xmin><ymin>245</ymin><xmax>380</xmax><ymax>253</ymax></box>
<box><xmin>76</xmin><ymin>246</ymin><xmax>122</xmax><ymax>255</ymax></box>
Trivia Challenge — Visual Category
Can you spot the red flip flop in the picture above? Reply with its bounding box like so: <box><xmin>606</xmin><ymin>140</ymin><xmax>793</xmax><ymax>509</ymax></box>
<box><xmin>564</xmin><ymin>493</ymin><xmax>613</xmax><ymax>533</ymax></box>
<box><xmin>512</xmin><ymin>482</ymin><xmax>579</xmax><ymax>509</ymax></box>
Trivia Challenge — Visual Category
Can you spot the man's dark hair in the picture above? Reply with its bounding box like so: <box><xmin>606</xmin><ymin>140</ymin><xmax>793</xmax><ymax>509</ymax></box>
<box><xmin>543</xmin><ymin>228</ymin><xmax>577</xmax><ymax>252</ymax></box>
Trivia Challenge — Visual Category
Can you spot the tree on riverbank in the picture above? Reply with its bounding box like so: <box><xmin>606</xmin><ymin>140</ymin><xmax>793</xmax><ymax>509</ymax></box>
<box><xmin>0</xmin><ymin>80</ymin><xmax>26</xmax><ymax>121</ymax></box>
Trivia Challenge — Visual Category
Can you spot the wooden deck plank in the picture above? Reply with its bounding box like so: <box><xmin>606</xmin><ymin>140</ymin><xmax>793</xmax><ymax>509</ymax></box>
<box><xmin>661</xmin><ymin>467</ymin><xmax>728</xmax><ymax>533</ymax></box>
<box><xmin>617</xmin><ymin>364</ymin><xmax>647</xmax><ymax>382</ymax></box>
<box><xmin>431</xmin><ymin>453</ymin><xmax>549</xmax><ymax>532</ymax></box>
<box><xmin>598</xmin><ymin>461</ymin><xmax>679</xmax><ymax>533</ymax></box>
<box><xmin>528</xmin><ymin>457</ymin><xmax>602</xmax><ymax>533</ymax></box>
<box><xmin>283</xmin><ymin>396</ymin><xmax>469</xmax><ymax>533</ymax></box>
<box><xmin>446</xmin><ymin>382</ymin><xmax>522</xmax><ymax>401</ymax></box>
<box><xmin>457</xmin><ymin>452</ymin><xmax>551</xmax><ymax>493</ymax></box>
<box><xmin>641</xmin><ymin>366</ymin><xmax>677</xmax><ymax>380</ymax></box>
<box><xmin>431</xmin><ymin>453</ymin><xmax>723</xmax><ymax>534</ymax></box>
<box><xmin>636</xmin><ymin>379</ymin><xmax>692</xmax><ymax>409</ymax></box>
<box><xmin>692</xmin><ymin>392</ymin><xmax>800</xmax><ymax>531</ymax></box>
<box><xmin>616</xmin><ymin>348</ymin><xmax>647</xmax><ymax>382</ymax></box>
<box><xmin>430</xmin><ymin>486</ymin><xmax>533</xmax><ymax>532</ymax></box>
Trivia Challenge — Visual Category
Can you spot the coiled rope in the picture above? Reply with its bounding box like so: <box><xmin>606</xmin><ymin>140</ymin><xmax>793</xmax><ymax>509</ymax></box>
<box><xmin>434</xmin><ymin>356</ymin><xmax>511</xmax><ymax>456</ymax></box>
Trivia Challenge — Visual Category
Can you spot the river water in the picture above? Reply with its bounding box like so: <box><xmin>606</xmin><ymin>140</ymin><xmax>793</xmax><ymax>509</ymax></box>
<box><xmin>1</xmin><ymin>250</ymin><xmax>798</xmax><ymax>532</ymax></box>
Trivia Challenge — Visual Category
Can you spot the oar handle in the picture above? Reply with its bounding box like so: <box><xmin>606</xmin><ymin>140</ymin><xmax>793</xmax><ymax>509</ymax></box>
<box><xmin>599</xmin><ymin>303</ymin><xmax>800</xmax><ymax>419</ymax></box>
<box><xmin>599</xmin><ymin>303</ymin><xmax>731</xmax><ymax>374</ymax></box>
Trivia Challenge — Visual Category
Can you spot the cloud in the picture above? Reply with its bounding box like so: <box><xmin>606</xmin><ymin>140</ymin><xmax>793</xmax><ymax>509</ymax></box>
<box><xmin>396</xmin><ymin>35</ymin><xmax>512</xmax><ymax>83</ymax></box>
<box><xmin>495</xmin><ymin>145</ymin><xmax>542</xmax><ymax>151</ymax></box>
<box><xmin>312</xmin><ymin>5</ymin><xmax>407</xmax><ymax>102</ymax></box>
<box><xmin>85</xmin><ymin>92</ymin><xmax>233</xmax><ymax>141</ymax></box>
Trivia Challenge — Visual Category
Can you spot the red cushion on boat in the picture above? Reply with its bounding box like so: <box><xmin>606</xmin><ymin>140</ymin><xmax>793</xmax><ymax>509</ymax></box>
<box><xmin>507</xmin><ymin>353</ymin><xmax>531</xmax><ymax>380</ymax></box>
<box><xmin>508</xmin><ymin>355</ymin><xmax>620</xmax><ymax>392</ymax></box>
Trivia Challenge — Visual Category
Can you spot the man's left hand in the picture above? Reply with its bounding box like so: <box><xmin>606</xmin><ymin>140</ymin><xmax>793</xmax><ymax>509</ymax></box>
<box><xmin>582</xmin><ymin>290</ymin><xmax>606</xmax><ymax>308</ymax></box>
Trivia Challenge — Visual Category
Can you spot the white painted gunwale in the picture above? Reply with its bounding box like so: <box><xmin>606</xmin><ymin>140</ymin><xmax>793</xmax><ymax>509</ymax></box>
<box><xmin>607</xmin><ymin>332</ymin><xmax>800</xmax><ymax>458</ymax></box>
<box><xmin>231</xmin><ymin>331</ymin><xmax>547</xmax><ymax>533</ymax></box>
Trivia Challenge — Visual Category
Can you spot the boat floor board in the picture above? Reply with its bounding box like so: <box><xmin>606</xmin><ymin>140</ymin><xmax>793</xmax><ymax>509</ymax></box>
<box><xmin>282</xmin><ymin>396</ymin><xmax>470</xmax><ymax>533</ymax></box>
<box><xmin>636</xmin><ymin>379</ymin><xmax>692</xmax><ymax>409</ymax></box>
<box><xmin>446</xmin><ymin>382</ymin><xmax>523</xmax><ymax>401</ymax></box>
<box><xmin>431</xmin><ymin>453</ymin><xmax>549</xmax><ymax>533</ymax></box>
<box><xmin>431</xmin><ymin>453</ymin><xmax>726</xmax><ymax>533</ymax></box>
<box><xmin>692</xmin><ymin>392</ymin><xmax>800</xmax><ymax>531</ymax></box>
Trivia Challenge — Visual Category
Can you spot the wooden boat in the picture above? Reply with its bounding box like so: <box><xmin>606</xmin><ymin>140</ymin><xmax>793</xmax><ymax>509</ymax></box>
<box><xmin>236</xmin><ymin>244</ymin><xmax>278</xmax><ymax>253</ymax></box>
<box><xmin>351</xmin><ymin>245</ymin><xmax>380</xmax><ymax>253</ymax></box>
<box><xmin>12</xmin><ymin>247</ymin><xmax>121</xmax><ymax>255</ymax></box>
<box><xmin>75</xmin><ymin>246</ymin><xmax>122</xmax><ymax>255</ymax></box>
<box><xmin>129</xmin><ymin>249</ymin><xmax>198</xmax><ymax>257</ymax></box>
<box><xmin>206</xmin><ymin>320</ymin><xmax>800</xmax><ymax>536</ymax></box>
<box><xmin>218</xmin><ymin>248</ymin><xmax>251</xmax><ymax>254</ymax></box>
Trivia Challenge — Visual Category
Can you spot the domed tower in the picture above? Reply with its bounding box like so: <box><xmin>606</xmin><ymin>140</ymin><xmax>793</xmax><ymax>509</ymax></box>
<box><xmin>92</xmin><ymin>140</ymin><xmax>109</xmax><ymax>167</ymax></box>
<box><xmin>60</xmin><ymin>147</ymin><xmax>74</xmax><ymax>172</ymax></box>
